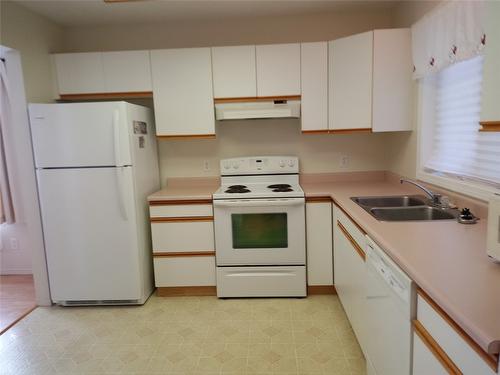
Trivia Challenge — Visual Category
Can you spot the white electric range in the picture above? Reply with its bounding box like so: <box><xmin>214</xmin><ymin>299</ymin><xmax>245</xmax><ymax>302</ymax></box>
<box><xmin>213</xmin><ymin>156</ymin><xmax>306</xmax><ymax>298</ymax></box>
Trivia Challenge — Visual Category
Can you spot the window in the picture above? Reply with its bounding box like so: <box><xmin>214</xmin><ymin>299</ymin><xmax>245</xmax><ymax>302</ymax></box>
<box><xmin>419</xmin><ymin>55</ymin><xmax>500</xmax><ymax>198</ymax></box>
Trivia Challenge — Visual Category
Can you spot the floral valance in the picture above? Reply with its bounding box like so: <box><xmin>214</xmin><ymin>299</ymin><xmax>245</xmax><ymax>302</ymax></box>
<box><xmin>411</xmin><ymin>0</ymin><xmax>486</xmax><ymax>79</ymax></box>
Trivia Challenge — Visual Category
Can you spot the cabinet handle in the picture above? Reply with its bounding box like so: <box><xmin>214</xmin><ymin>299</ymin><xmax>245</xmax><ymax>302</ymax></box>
<box><xmin>413</xmin><ymin>320</ymin><xmax>463</xmax><ymax>375</ymax></box>
<box><xmin>337</xmin><ymin>220</ymin><xmax>366</xmax><ymax>261</ymax></box>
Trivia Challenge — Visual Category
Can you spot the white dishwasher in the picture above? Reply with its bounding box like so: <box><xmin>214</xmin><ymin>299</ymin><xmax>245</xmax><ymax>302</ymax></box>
<box><xmin>365</xmin><ymin>236</ymin><xmax>416</xmax><ymax>375</ymax></box>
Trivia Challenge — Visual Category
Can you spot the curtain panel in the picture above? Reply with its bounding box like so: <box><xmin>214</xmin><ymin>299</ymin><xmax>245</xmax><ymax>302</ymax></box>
<box><xmin>412</xmin><ymin>0</ymin><xmax>486</xmax><ymax>79</ymax></box>
<box><xmin>0</xmin><ymin>59</ymin><xmax>16</xmax><ymax>224</ymax></box>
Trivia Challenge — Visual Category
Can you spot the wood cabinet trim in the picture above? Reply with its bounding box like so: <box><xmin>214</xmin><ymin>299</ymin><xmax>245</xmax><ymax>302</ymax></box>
<box><xmin>329</xmin><ymin>128</ymin><xmax>372</xmax><ymax>134</ymax></box>
<box><xmin>214</xmin><ymin>95</ymin><xmax>300</xmax><ymax>103</ymax></box>
<box><xmin>157</xmin><ymin>134</ymin><xmax>216</xmax><ymax>140</ymax></box>
<box><xmin>150</xmin><ymin>216</ymin><xmax>213</xmax><ymax>223</ymax></box>
<box><xmin>149</xmin><ymin>199</ymin><xmax>213</xmax><ymax>206</ymax></box>
<box><xmin>479</xmin><ymin>121</ymin><xmax>500</xmax><ymax>132</ymax></box>
<box><xmin>59</xmin><ymin>91</ymin><xmax>152</xmax><ymax>100</ymax></box>
<box><xmin>157</xmin><ymin>286</ymin><xmax>216</xmax><ymax>296</ymax></box>
<box><xmin>153</xmin><ymin>251</ymin><xmax>215</xmax><ymax>258</ymax></box>
<box><xmin>301</xmin><ymin>129</ymin><xmax>330</xmax><ymax>135</ymax></box>
<box><xmin>413</xmin><ymin>319</ymin><xmax>463</xmax><ymax>375</ymax></box>
<box><xmin>305</xmin><ymin>196</ymin><xmax>332</xmax><ymax>203</ymax></box>
<box><xmin>417</xmin><ymin>288</ymin><xmax>499</xmax><ymax>371</ymax></box>
<box><xmin>307</xmin><ymin>285</ymin><xmax>337</xmax><ymax>295</ymax></box>
<box><xmin>337</xmin><ymin>220</ymin><xmax>366</xmax><ymax>261</ymax></box>
<box><xmin>333</xmin><ymin>201</ymin><xmax>367</xmax><ymax>235</ymax></box>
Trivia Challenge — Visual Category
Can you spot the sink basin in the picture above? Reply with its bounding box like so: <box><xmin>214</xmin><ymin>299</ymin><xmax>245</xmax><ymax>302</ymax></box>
<box><xmin>351</xmin><ymin>195</ymin><xmax>427</xmax><ymax>208</ymax></box>
<box><xmin>369</xmin><ymin>207</ymin><xmax>458</xmax><ymax>222</ymax></box>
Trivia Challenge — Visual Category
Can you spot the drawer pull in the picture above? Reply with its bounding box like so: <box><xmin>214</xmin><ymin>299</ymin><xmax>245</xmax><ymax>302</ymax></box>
<box><xmin>337</xmin><ymin>220</ymin><xmax>366</xmax><ymax>261</ymax></box>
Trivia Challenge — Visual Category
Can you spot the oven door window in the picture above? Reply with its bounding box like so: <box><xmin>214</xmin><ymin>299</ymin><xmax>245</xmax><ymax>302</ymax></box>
<box><xmin>231</xmin><ymin>213</ymin><xmax>288</xmax><ymax>249</ymax></box>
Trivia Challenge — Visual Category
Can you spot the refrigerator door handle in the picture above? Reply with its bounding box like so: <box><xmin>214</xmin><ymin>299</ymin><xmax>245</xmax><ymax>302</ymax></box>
<box><xmin>116</xmin><ymin>167</ymin><xmax>128</xmax><ymax>221</ymax></box>
<box><xmin>113</xmin><ymin>109</ymin><xmax>123</xmax><ymax>167</ymax></box>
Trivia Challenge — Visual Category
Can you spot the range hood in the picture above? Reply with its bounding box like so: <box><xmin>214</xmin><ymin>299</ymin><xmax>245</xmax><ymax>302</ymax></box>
<box><xmin>215</xmin><ymin>100</ymin><xmax>300</xmax><ymax>120</ymax></box>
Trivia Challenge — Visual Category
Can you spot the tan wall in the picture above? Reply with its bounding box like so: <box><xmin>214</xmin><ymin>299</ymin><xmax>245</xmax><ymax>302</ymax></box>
<box><xmin>387</xmin><ymin>0</ymin><xmax>441</xmax><ymax>179</ymax></box>
<box><xmin>61</xmin><ymin>9</ymin><xmax>396</xmax><ymax>181</ymax></box>
<box><xmin>0</xmin><ymin>1</ymin><xmax>64</xmax><ymax>102</ymax></box>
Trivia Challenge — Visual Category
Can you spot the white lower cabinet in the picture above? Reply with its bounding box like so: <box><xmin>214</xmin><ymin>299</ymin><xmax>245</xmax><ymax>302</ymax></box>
<box><xmin>333</xmin><ymin>204</ymin><xmax>367</xmax><ymax>354</ymax></box>
<box><xmin>306</xmin><ymin>202</ymin><xmax>333</xmax><ymax>286</ymax></box>
<box><xmin>415</xmin><ymin>293</ymin><xmax>498</xmax><ymax>375</ymax></box>
<box><xmin>149</xmin><ymin>201</ymin><xmax>216</xmax><ymax>291</ymax></box>
<box><xmin>412</xmin><ymin>331</ymin><xmax>449</xmax><ymax>375</ymax></box>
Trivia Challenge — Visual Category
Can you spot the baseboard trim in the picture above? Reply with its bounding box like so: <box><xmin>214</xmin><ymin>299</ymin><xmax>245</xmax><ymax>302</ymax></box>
<box><xmin>156</xmin><ymin>286</ymin><xmax>217</xmax><ymax>297</ymax></box>
<box><xmin>307</xmin><ymin>285</ymin><xmax>337</xmax><ymax>295</ymax></box>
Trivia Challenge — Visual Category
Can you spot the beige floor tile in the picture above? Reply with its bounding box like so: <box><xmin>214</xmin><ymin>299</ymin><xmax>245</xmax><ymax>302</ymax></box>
<box><xmin>0</xmin><ymin>295</ymin><xmax>365</xmax><ymax>375</ymax></box>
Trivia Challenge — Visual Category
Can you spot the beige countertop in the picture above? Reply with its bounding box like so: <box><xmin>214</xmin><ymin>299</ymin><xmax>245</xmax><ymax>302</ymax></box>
<box><xmin>302</xmin><ymin>178</ymin><xmax>500</xmax><ymax>357</ymax></box>
<box><xmin>148</xmin><ymin>173</ymin><xmax>500</xmax><ymax>357</ymax></box>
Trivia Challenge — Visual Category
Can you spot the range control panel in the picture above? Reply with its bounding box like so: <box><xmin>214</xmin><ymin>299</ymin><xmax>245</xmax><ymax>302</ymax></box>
<box><xmin>220</xmin><ymin>156</ymin><xmax>299</xmax><ymax>175</ymax></box>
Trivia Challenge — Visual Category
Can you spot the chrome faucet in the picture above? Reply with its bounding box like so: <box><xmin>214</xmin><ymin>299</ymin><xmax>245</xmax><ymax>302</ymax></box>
<box><xmin>400</xmin><ymin>179</ymin><xmax>445</xmax><ymax>207</ymax></box>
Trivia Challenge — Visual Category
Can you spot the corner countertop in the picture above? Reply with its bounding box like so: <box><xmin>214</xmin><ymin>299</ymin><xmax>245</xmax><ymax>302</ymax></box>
<box><xmin>301</xmin><ymin>177</ymin><xmax>500</xmax><ymax>358</ymax></box>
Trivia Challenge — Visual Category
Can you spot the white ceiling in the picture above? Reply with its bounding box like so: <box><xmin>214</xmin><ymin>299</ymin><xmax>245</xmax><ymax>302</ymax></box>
<box><xmin>13</xmin><ymin>0</ymin><xmax>401</xmax><ymax>27</ymax></box>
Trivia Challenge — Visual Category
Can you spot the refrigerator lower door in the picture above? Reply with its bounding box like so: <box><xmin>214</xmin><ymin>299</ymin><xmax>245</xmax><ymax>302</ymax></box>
<box><xmin>29</xmin><ymin>102</ymin><xmax>132</xmax><ymax>168</ymax></box>
<box><xmin>37</xmin><ymin>166</ymin><xmax>144</xmax><ymax>304</ymax></box>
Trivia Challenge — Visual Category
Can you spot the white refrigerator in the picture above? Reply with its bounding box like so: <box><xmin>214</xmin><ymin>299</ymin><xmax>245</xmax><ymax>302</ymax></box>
<box><xmin>29</xmin><ymin>102</ymin><xmax>160</xmax><ymax>305</ymax></box>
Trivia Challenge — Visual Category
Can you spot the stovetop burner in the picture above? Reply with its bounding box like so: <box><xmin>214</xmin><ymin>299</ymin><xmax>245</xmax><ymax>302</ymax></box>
<box><xmin>225</xmin><ymin>185</ymin><xmax>251</xmax><ymax>193</ymax></box>
<box><xmin>268</xmin><ymin>184</ymin><xmax>292</xmax><ymax>189</ymax></box>
<box><xmin>272</xmin><ymin>187</ymin><xmax>294</xmax><ymax>192</ymax></box>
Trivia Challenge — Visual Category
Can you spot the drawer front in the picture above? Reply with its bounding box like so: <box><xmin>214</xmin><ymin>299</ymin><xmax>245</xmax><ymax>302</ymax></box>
<box><xmin>412</xmin><ymin>331</ymin><xmax>449</xmax><ymax>375</ymax></box>
<box><xmin>149</xmin><ymin>204</ymin><xmax>213</xmax><ymax>218</ymax></box>
<box><xmin>334</xmin><ymin>204</ymin><xmax>365</xmax><ymax>251</ymax></box>
<box><xmin>152</xmin><ymin>221</ymin><xmax>214</xmax><ymax>252</ymax></box>
<box><xmin>417</xmin><ymin>294</ymin><xmax>497</xmax><ymax>375</ymax></box>
<box><xmin>217</xmin><ymin>266</ymin><xmax>306</xmax><ymax>297</ymax></box>
<box><xmin>153</xmin><ymin>256</ymin><xmax>216</xmax><ymax>287</ymax></box>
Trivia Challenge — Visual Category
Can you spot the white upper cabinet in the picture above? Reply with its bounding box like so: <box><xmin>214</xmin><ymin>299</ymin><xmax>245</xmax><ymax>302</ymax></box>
<box><xmin>54</xmin><ymin>52</ymin><xmax>105</xmax><ymax>95</ymax></box>
<box><xmin>480</xmin><ymin>1</ymin><xmax>500</xmax><ymax>123</ymax></box>
<box><xmin>102</xmin><ymin>50</ymin><xmax>152</xmax><ymax>93</ymax></box>
<box><xmin>150</xmin><ymin>48</ymin><xmax>215</xmax><ymax>137</ymax></box>
<box><xmin>329</xmin><ymin>31</ymin><xmax>373</xmax><ymax>131</ymax></box>
<box><xmin>256</xmin><ymin>43</ymin><xmax>301</xmax><ymax>97</ymax></box>
<box><xmin>53</xmin><ymin>51</ymin><xmax>152</xmax><ymax>95</ymax></box>
<box><xmin>301</xmin><ymin>42</ymin><xmax>328</xmax><ymax>132</ymax></box>
<box><xmin>372</xmin><ymin>29</ymin><xmax>412</xmax><ymax>132</ymax></box>
<box><xmin>211</xmin><ymin>45</ymin><xmax>257</xmax><ymax>98</ymax></box>
<box><xmin>329</xmin><ymin>29</ymin><xmax>412</xmax><ymax>132</ymax></box>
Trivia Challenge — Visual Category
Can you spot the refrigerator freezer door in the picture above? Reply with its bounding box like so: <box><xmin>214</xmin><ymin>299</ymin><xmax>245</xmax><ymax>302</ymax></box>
<box><xmin>37</xmin><ymin>166</ymin><xmax>143</xmax><ymax>302</ymax></box>
<box><xmin>29</xmin><ymin>102</ymin><xmax>131</xmax><ymax>168</ymax></box>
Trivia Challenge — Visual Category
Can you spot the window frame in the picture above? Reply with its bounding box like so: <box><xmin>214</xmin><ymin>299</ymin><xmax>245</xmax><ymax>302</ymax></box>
<box><xmin>416</xmin><ymin>71</ymin><xmax>500</xmax><ymax>202</ymax></box>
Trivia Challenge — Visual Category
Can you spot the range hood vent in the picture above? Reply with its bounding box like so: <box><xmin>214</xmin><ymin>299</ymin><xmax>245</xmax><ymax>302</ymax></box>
<box><xmin>215</xmin><ymin>99</ymin><xmax>301</xmax><ymax>120</ymax></box>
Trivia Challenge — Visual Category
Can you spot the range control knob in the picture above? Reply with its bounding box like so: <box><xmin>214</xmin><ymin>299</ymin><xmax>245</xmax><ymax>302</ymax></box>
<box><xmin>279</xmin><ymin>160</ymin><xmax>285</xmax><ymax>168</ymax></box>
<box><xmin>288</xmin><ymin>160</ymin><xmax>295</xmax><ymax>167</ymax></box>
<box><xmin>223</xmin><ymin>163</ymin><xmax>230</xmax><ymax>170</ymax></box>
<box><xmin>232</xmin><ymin>162</ymin><xmax>239</xmax><ymax>169</ymax></box>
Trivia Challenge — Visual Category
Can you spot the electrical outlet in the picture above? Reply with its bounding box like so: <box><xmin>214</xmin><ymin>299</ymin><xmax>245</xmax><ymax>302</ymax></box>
<box><xmin>340</xmin><ymin>154</ymin><xmax>350</xmax><ymax>169</ymax></box>
<box><xmin>203</xmin><ymin>160</ymin><xmax>210</xmax><ymax>171</ymax></box>
<box><xmin>10</xmin><ymin>238</ymin><xmax>18</xmax><ymax>250</ymax></box>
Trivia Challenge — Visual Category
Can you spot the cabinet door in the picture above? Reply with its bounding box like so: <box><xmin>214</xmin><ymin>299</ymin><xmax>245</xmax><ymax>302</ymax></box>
<box><xmin>480</xmin><ymin>1</ymin><xmax>500</xmax><ymax>122</ymax></box>
<box><xmin>301</xmin><ymin>42</ymin><xmax>328</xmax><ymax>132</ymax></box>
<box><xmin>412</xmin><ymin>333</ymin><xmax>449</xmax><ymax>375</ymax></box>
<box><xmin>329</xmin><ymin>32</ymin><xmax>373</xmax><ymax>130</ymax></box>
<box><xmin>333</xmin><ymin>207</ymin><xmax>367</xmax><ymax>353</ymax></box>
<box><xmin>54</xmin><ymin>52</ymin><xmax>104</xmax><ymax>94</ymax></box>
<box><xmin>212</xmin><ymin>45</ymin><xmax>256</xmax><ymax>98</ymax></box>
<box><xmin>150</xmin><ymin>48</ymin><xmax>215</xmax><ymax>137</ymax></box>
<box><xmin>306</xmin><ymin>202</ymin><xmax>333</xmax><ymax>285</ymax></box>
<box><xmin>372</xmin><ymin>29</ymin><xmax>412</xmax><ymax>132</ymax></box>
<box><xmin>102</xmin><ymin>50</ymin><xmax>152</xmax><ymax>93</ymax></box>
<box><xmin>256</xmin><ymin>43</ymin><xmax>301</xmax><ymax>97</ymax></box>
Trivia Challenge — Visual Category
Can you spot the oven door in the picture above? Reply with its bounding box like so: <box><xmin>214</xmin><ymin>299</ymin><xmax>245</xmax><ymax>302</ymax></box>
<box><xmin>214</xmin><ymin>198</ymin><xmax>306</xmax><ymax>266</ymax></box>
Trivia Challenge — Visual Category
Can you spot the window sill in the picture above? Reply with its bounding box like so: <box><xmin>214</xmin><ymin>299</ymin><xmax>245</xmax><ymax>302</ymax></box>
<box><xmin>416</xmin><ymin>170</ymin><xmax>499</xmax><ymax>202</ymax></box>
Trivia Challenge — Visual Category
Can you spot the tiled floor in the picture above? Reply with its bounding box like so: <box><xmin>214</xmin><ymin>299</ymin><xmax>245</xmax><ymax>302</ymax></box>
<box><xmin>0</xmin><ymin>275</ymin><xmax>36</xmax><ymax>334</ymax></box>
<box><xmin>0</xmin><ymin>294</ymin><xmax>365</xmax><ymax>375</ymax></box>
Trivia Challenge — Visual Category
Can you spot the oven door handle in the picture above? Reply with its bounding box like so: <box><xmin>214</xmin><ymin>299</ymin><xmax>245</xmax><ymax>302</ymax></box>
<box><xmin>213</xmin><ymin>199</ymin><xmax>304</xmax><ymax>208</ymax></box>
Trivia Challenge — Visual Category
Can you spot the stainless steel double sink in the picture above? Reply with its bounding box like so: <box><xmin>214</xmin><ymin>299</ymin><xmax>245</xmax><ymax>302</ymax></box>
<box><xmin>351</xmin><ymin>195</ymin><xmax>459</xmax><ymax>221</ymax></box>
